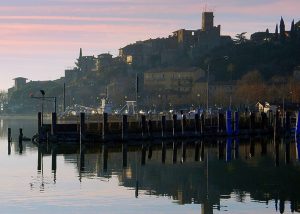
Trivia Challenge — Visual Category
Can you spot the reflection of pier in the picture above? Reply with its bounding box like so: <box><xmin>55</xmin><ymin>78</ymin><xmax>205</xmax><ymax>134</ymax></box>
<box><xmin>34</xmin><ymin>137</ymin><xmax>300</xmax><ymax>213</ymax></box>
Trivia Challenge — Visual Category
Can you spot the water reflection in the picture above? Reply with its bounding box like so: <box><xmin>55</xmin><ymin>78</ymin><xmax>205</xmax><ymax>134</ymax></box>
<box><xmin>2</xmin><ymin>119</ymin><xmax>300</xmax><ymax>213</ymax></box>
<box><xmin>30</xmin><ymin>137</ymin><xmax>300</xmax><ymax>213</ymax></box>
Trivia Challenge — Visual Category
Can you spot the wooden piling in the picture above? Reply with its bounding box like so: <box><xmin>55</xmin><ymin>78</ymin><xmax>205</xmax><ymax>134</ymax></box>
<box><xmin>200</xmin><ymin>113</ymin><xmax>204</xmax><ymax>134</ymax></box>
<box><xmin>234</xmin><ymin>111</ymin><xmax>239</xmax><ymax>135</ymax></box>
<box><xmin>37</xmin><ymin>146</ymin><xmax>42</xmax><ymax>171</ymax></box>
<box><xmin>51</xmin><ymin>112</ymin><xmax>57</xmax><ymax>135</ymax></box>
<box><xmin>102</xmin><ymin>113</ymin><xmax>108</xmax><ymax>140</ymax></box>
<box><xmin>162</xmin><ymin>142</ymin><xmax>166</xmax><ymax>164</ymax></box>
<box><xmin>52</xmin><ymin>148</ymin><xmax>57</xmax><ymax>172</ymax></box>
<box><xmin>80</xmin><ymin>112</ymin><xmax>85</xmax><ymax>141</ymax></box>
<box><xmin>8</xmin><ymin>128</ymin><xmax>11</xmax><ymax>142</ymax></box>
<box><xmin>19</xmin><ymin>128</ymin><xmax>23</xmax><ymax>143</ymax></box>
<box><xmin>172</xmin><ymin>114</ymin><xmax>177</xmax><ymax>137</ymax></box>
<box><xmin>122</xmin><ymin>115</ymin><xmax>128</xmax><ymax>140</ymax></box>
<box><xmin>141</xmin><ymin>115</ymin><xmax>146</xmax><ymax>137</ymax></box>
<box><xmin>38</xmin><ymin>112</ymin><xmax>42</xmax><ymax>136</ymax></box>
<box><xmin>181</xmin><ymin>115</ymin><xmax>186</xmax><ymax>136</ymax></box>
<box><xmin>285</xmin><ymin>111</ymin><xmax>291</xmax><ymax>132</ymax></box>
<box><xmin>195</xmin><ymin>114</ymin><xmax>200</xmax><ymax>135</ymax></box>
<box><xmin>19</xmin><ymin>128</ymin><xmax>23</xmax><ymax>154</ymax></box>
<box><xmin>161</xmin><ymin>115</ymin><xmax>166</xmax><ymax>137</ymax></box>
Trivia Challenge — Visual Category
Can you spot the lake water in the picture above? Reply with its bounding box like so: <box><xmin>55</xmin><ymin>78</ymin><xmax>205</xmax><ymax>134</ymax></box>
<box><xmin>0</xmin><ymin>118</ymin><xmax>300</xmax><ymax>214</ymax></box>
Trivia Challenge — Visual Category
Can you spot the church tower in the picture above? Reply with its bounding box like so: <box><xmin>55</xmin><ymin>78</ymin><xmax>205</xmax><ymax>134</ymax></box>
<box><xmin>202</xmin><ymin>12</ymin><xmax>214</xmax><ymax>31</ymax></box>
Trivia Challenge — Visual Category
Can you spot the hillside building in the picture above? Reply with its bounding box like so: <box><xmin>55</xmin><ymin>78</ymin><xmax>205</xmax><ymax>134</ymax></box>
<box><xmin>13</xmin><ymin>77</ymin><xmax>27</xmax><ymax>90</ymax></box>
<box><xmin>119</xmin><ymin>12</ymin><xmax>231</xmax><ymax>68</ymax></box>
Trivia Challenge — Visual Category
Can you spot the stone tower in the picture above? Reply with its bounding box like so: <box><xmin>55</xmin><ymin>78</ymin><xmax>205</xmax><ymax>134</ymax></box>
<box><xmin>202</xmin><ymin>12</ymin><xmax>214</xmax><ymax>32</ymax></box>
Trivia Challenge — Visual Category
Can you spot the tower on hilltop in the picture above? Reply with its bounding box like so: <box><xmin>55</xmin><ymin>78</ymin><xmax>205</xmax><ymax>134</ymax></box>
<box><xmin>202</xmin><ymin>12</ymin><xmax>214</xmax><ymax>32</ymax></box>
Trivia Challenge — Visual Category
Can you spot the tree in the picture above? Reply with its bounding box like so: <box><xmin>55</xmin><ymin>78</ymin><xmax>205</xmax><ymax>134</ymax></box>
<box><xmin>274</xmin><ymin>24</ymin><xmax>279</xmax><ymax>40</ymax></box>
<box><xmin>280</xmin><ymin>17</ymin><xmax>286</xmax><ymax>43</ymax></box>
<box><xmin>234</xmin><ymin>70</ymin><xmax>267</xmax><ymax>105</ymax></box>
<box><xmin>234</xmin><ymin>32</ymin><xmax>248</xmax><ymax>45</ymax></box>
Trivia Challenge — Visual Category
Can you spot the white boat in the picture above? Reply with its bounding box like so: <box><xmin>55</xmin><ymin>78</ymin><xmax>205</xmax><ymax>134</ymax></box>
<box><xmin>97</xmin><ymin>98</ymin><xmax>113</xmax><ymax>114</ymax></box>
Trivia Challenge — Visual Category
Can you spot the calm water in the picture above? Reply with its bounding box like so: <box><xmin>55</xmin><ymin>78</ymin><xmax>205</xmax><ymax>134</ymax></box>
<box><xmin>1</xmin><ymin>118</ymin><xmax>300</xmax><ymax>214</ymax></box>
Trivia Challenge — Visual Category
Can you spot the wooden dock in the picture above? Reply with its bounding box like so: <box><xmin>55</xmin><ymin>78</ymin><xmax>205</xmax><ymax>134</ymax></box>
<box><xmin>34</xmin><ymin>110</ymin><xmax>300</xmax><ymax>144</ymax></box>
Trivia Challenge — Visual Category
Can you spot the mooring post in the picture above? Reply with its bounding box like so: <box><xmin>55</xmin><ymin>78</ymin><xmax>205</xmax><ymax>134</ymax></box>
<box><xmin>217</xmin><ymin>112</ymin><xmax>220</xmax><ymax>133</ymax></box>
<box><xmin>19</xmin><ymin>128</ymin><xmax>23</xmax><ymax>154</ymax></box>
<box><xmin>51</xmin><ymin>112</ymin><xmax>57</xmax><ymax>136</ymax></box>
<box><xmin>275</xmin><ymin>110</ymin><xmax>280</xmax><ymax>135</ymax></box>
<box><xmin>162</xmin><ymin>141</ymin><xmax>166</xmax><ymax>164</ymax></box>
<box><xmin>296</xmin><ymin>111</ymin><xmax>300</xmax><ymax>137</ymax></box>
<box><xmin>200</xmin><ymin>141</ymin><xmax>205</xmax><ymax>161</ymax></box>
<box><xmin>141</xmin><ymin>115</ymin><xmax>146</xmax><ymax>137</ymax></box>
<box><xmin>181</xmin><ymin>113</ymin><xmax>186</xmax><ymax>136</ymax></box>
<box><xmin>172</xmin><ymin>114</ymin><xmax>177</xmax><ymax>137</ymax></box>
<box><xmin>80</xmin><ymin>112</ymin><xmax>85</xmax><ymax>142</ymax></box>
<box><xmin>296</xmin><ymin>137</ymin><xmax>300</xmax><ymax>160</ymax></box>
<box><xmin>285</xmin><ymin>111</ymin><xmax>291</xmax><ymax>133</ymax></box>
<box><xmin>19</xmin><ymin>128</ymin><xmax>23</xmax><ymax>143</ymax></box>
<box><xmin>226</xmin><ymin>110</ymin><xmax>233</xmax><ymax>136</ymax></box>
<box><xmin>38</xmin><ymin>112</ymin><xmax>42</xmax><ymax>137</ymax></box>
<box><xmin>200</xmin><ymin>113</ymin><xmax>204</xmax><ymax>134</ymax></box>
<box><xmin>37</xmin><ymin>146</ymin><xmax>42</xmax><ymax>172</ymax></box>
<box><xmin>8</xmin><ymin>128</ymin><xmax>11</xmax><ymax>142</ymax></box>
<box><xmin>161</xmin><ymin>115</ymin><xmax>166</xmax><ymax>137</ymax></box>
<box><xmin>122</xmin><ymin>115</ymin><xmax>128</xmax><ymax>140</ymax></box>
<box><xmin>102</xmin><ymin>113</ymin><xmax>108</xmax><ymax>140</ymax></box>
<box><xmin>268</xmin><ymin>110</ymin><xmax>273</xmax><ymax>128</ymax></box>
<box><xmin>195</xmin><ymin>114</ymin><xmax>200</xmax><ymax>135</ymax></box>
<box><xmin>80</xmin><ymin>147</ymin><xmax>85</xmax><ymax>172</ymax></box>
<box><xmin>234</xmin><ymin>111</ymin><xmax>239</xmax><ymax>135</ymax></box>
<box><xmin>52</xmin><ymin>147</ymin><xmax>57</xmax><ymax>172</ymax></box>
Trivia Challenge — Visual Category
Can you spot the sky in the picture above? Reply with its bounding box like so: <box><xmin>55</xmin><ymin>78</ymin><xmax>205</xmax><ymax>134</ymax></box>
<box><xmin>0</xmin><ymin>0</ymin><xmax>299</xmax><ymax>90</ymax></box>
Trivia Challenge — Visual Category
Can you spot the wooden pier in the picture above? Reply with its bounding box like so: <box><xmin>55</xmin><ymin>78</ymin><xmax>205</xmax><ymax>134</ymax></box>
<box><xmin>34</xmin><ymin>110</ymin><xmax>300</xmax><ymax>144</ymax></box>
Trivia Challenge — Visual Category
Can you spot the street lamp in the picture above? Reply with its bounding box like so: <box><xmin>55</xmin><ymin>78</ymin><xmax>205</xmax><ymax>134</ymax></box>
<box><xmin>30</xmin><ymin>90</ymin><xmax>57</xmax><ymax>125</ymax></box>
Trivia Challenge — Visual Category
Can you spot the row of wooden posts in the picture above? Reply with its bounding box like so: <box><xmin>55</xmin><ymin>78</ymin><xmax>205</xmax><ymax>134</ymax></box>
<box><xmin>37</xmin><ymin>110</ymin><xmax>300</xmax><ymax>143</ymax></box>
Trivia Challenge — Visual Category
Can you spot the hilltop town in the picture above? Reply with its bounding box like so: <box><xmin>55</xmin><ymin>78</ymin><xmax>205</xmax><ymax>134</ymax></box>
<box><xmin>1</xmin><ymin>12</ymin><xmax>300</xmax><ymax>114</ymax></box>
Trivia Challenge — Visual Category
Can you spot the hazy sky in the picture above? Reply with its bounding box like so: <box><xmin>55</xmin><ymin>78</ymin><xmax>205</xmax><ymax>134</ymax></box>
<box><xmin>0</xmin><ymin>0</ymin><xmax>299</xmax><ymax>90</ymax></box>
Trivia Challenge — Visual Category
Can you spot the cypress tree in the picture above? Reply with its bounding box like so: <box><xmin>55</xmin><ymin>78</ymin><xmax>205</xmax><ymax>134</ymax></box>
<box><xmin>290</xmin><ymin>20</ymin><xmax>295</xmax><ymax>41</ymax></box>
<box><xmin>280</xmin><ymin>17</ymin><xmax>286</xmax><ymax>43</ymax></box>
<box><xmin>275</xmin><ymin>24</ymin><xmax>279</xmax><ymax>40</ymax></box>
